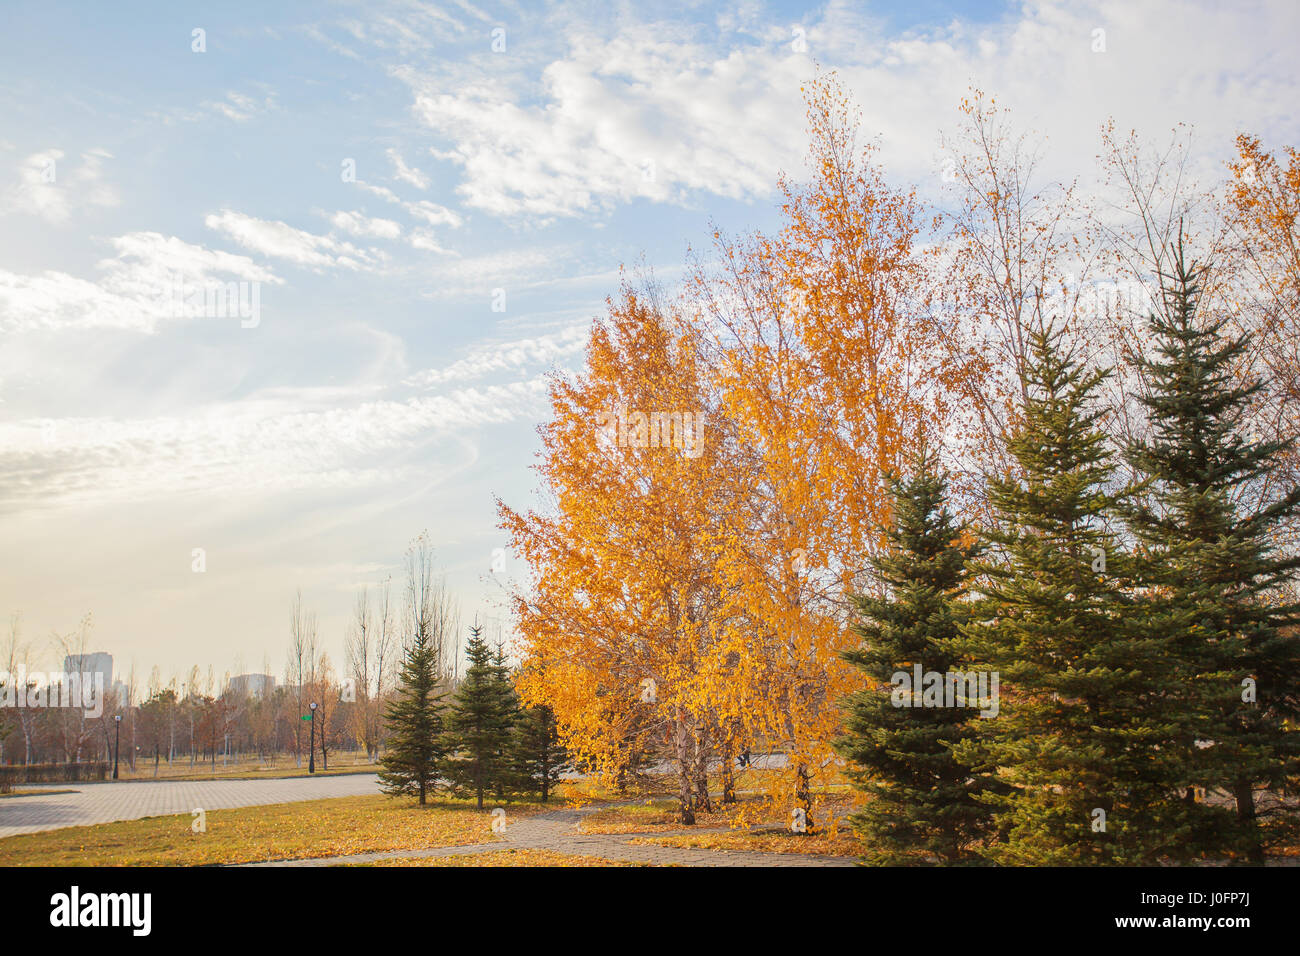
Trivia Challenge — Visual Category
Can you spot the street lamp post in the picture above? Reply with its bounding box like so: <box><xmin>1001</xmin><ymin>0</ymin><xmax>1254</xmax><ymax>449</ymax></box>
<box><xmin>308</xmin><ymin>702</ymin><xmax>318</xmax><ymax>774</ymax></box>
<box><xmin>112</xmin><ymin>715</ymin><xmax>122</xmax><ymax>780</ymax></box>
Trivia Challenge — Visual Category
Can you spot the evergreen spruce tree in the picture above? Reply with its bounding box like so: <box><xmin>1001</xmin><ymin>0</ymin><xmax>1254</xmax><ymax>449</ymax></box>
<box><xmin>1124</xmin><ymin>242</ymin><xmax>1300</xmax><ymax>863</ymax></box>
<box><xmin>834</xmin><ymin>447</ymin><xmax>996</xmax><ymax>864</ymax></box>
<box><xmin>490</xmin><ymin>642</ymin><xmax>523</xmax><ymax>800</ymax></box>
<box><xmin>442</xmin><ymin>623</ymin><xmax>518</xmax><ymax>809</ymax></box>
<box><xmin>512</xmin><ymin>703</ymin><xmax>569</xmax><ymax>803</ymax></box>
<box><xmin>960</xmin><ymin>326</ymin><xmax>1192</xmax><ymax>864</ymax></box>
<box><xmin>378</xmin><ymin>618</ymin><xmax>446</xmax><ymax>806</ymax></box>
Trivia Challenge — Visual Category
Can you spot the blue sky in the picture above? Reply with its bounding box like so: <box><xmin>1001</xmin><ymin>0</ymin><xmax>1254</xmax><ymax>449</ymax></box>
<box><xmin>1</xmin><ymin>0</ymin><xmax>1297</xmax><ymax>682</ymax></box>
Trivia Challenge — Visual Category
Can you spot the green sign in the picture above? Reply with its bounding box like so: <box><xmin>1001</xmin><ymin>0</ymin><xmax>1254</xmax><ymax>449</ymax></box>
<box><xmin>301</xmin><ymin>714</ymin><xmax>312</xmax><ymax>720</ymax></box>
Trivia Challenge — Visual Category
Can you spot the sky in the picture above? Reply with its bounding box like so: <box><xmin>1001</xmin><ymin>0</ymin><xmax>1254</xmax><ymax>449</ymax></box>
<box><xmin>0</xmin><ymin>0</ymin><xmax>1297</xmax><ymax>685</ymax></box>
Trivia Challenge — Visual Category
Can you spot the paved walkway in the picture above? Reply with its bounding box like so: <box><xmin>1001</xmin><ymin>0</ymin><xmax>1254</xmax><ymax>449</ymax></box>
<box><xmin>248</xmin><ymin>801</ymin><xmax>855</xmax><ymax>868</ymax></box>
<box><xmin>0</xmin><ymin>773</ymin><xmax>380</xmax><ymax>837</ymax></box>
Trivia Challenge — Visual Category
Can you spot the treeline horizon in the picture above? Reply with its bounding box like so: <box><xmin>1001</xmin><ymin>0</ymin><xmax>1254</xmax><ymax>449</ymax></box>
<box><xmin>0</xmin><ymin>532</ymin><xmax>498</xmax><ymax>771</ymax></box>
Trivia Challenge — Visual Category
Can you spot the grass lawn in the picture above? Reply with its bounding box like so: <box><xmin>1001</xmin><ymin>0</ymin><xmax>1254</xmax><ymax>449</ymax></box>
<box><xmin>580</xmin><ymin>798</ymin><xmax>690</xmax><ymax>834</ymax></box>
<box><xmin>350</xmin><ymin>848</ymin><xmax>649</xmax><ymax>867</ymax></box>
<box><xmin>0</xmin><ymin>794</ymin><xmax>546</xmax><ymax>866</ymax></box>
<box><xmin>100</xmin><ymin>753</ymin><xmax>381</xmax><ymax>783</ymax></box>
<box><xmin>584</xmin><ymin>789</ymin><xmax>860</xmax><ymax>856</ymax></box>
<box><xmin>631</xmin><ymin>827</ymin><xmax>858</xmax><ymax>857</ymax></box>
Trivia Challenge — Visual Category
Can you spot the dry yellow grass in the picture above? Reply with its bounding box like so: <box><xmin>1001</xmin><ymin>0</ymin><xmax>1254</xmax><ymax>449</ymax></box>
<box><xmin>0</xmin><ymin>794</ymin><xmax>546</xmax><ymax>866</ymax></box>
<box><xmin>631</xmin><ymin>827</ymin><xmax>858</xmax><ymax>857</ymax></box>
<box><xmin>579</xmin><ymin>798</ymin><xmax>687</xmax><ymax>834</ymax></box>
<box><xmin>582</xmin><ymin>789</ymin><xmax>856</xmax><ymax>840</ymax></box>
<box><xmin>353</xmin><ymin>848</ymin><xmax>647</xmax><ymax>867</ymax></box>
<box><xmin>107</xmin><ymin>753</ymin><xmax>380</xmax><ymax>782</ymax></box>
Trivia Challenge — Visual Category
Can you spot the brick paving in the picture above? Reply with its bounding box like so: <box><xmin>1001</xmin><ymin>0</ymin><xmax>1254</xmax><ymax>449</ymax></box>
<box><xmin>0</xmin><ymin>773</ymin><xmax>381</xmax><ymax>837</ymax></box>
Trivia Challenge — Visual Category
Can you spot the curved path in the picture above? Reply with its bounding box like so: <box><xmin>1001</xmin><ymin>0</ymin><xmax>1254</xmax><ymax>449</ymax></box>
<box><xmin>248</xmin><ymin>801</ymin><xmax>856</xmax><ymax>868</ymax></box>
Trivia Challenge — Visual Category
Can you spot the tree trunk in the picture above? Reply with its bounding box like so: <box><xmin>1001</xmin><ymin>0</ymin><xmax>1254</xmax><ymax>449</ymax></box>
<box><xmin>795</xmin><ymin>763</ymin><xmax>814</xmax><ymax>833</ymax></box>
<box><xmin>674</xmin><ymin>713</ymin><xmax>695</xmax><ymax>825</ymax></box>
<box><xmin>721</xmin><ymin>738</ymin><xmax>737</xmax><ymax>804</ymax></box>
<box><xmin>692</xmin><ymin>724</ymin><xmax>712</xmax><ymax>814</ymax></box>
<box><xmin>1233</xmin><ymin>778</ymin><xmax>1264</xmax><ymax>865</ymax></box>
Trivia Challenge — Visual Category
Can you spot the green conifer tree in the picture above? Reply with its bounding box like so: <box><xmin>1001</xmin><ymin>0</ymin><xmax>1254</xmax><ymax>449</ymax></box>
<box><xmin>960</xmin><ymin>326</ymin><xmax>1191</xmax><ymax>864</ymax></box>
<box><xmin>512</xmin><ymin>703</ymin><xmax>569</xmax><ymax>803</ymax></box>
<box><xmin>834</xmin><ymin>447</ymin><xmax>996</xmax><ymax>864</ymax></box>
<box><xmin>378</xmin><ymin>617</ymin><xmax>446</xmax><ymax>806</ymax></box>
<box><xmin>443</xmin><ymin>623</ymin><xmax>518</xmax><ymax>809</ymax></box>
<box><xmin>1124</xmin><ymin>242</ymin><xmax>1300</xmax><ymax>863</ymax></box>
<box><xmin>490</xmin><ymin>642</ymin><xmax>522</xmax><ymax>800</ymax></box>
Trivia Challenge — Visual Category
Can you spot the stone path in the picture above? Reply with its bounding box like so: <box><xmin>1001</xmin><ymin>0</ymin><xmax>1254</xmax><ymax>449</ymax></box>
<box><xmin>247</xmin><ymin>801</ymin><xmax>856</xmax><ymax>868</ymax></box>
<box><xmin>0</xmin><ymin>773</ymin><xmax>381</xmax><ymax>837</ymax></box>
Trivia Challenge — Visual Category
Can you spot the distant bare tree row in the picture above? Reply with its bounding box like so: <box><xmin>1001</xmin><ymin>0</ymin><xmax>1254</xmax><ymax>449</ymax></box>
<box><xmin>0</xmin><ymin>531</ymin><xmax>466</xmax><ymax>772</ymax></box>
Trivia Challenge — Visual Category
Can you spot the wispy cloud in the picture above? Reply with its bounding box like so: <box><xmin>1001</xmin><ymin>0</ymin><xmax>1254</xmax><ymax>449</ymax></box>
<box><xmin>204</xmin><ymin>90</ymin><xmax>277</xmax><ymax>122</ymax></box>
<box><xmin>205</xmin><ymin>209</ymin><xmax>387</xmax><ymax>271</ymax></box>
<box><xmin>329</xmin><ymin>209</ymin><xmax>403</xmax><ymax>239</ymax></box>
<box><xmin>387</xmin><ymin>147</ymin><xmax>430</xmax><ymax>189</ymax></box>
<box><xmin>0</xmin><ymin>378</ymin><xmax>550</xmax><ymax>509</ymax></box>
<box><xmin>0</xmin><ymin>232</ymin><xmax>280</xmax><ymax>333</ymax></box>
<box><xmin>2</xmin><ymin>148</ymin><xmax>119</xmax><ymax>223</ymax></box>
<box><xmin>405</xmin><ymin>323</ymin><xmax>588</xmax><ymax>388</ymax></box>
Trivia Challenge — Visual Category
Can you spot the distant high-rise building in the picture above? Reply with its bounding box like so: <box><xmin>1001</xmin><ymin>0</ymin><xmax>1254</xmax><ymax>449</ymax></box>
<box><xmin>227</xmin><ymin>673</ymin><xmax>276</xmax><ymax>699</ymax></box>
<box><xmin>62</xmin><ymin>651</ymin><xmax>126</xmax><ymax>706</ymax></box>
<box><xmin>63</xmin><ymin>652</ymin><xmax>112</xmax><ymax>687</ymax></box>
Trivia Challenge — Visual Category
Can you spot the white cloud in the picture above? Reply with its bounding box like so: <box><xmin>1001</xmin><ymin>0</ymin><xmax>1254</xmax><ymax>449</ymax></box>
<box><xmin>205</xmin><ymin>209</ymin><xmax>385</xmax><ymax>271</ymax></box>
<box><xmin>205</xmin><ymin>90</ymin><xmax>276</xmax><ymax>122</ymax></box>
<box><xmin>407</xmin><ymin>199</ymin><xmax>463</xmax><ymax>228</ymax></box>
<box><xmin>387</xmin><ymin>147</ymin><xmax>430</xmax><ymax>189</ymax></box>
<box><xmin>329</xmin><ymin>209</ymin><xmax>403</xmax><ymax>239</ymax></box>
<box><xmin>419</xmin><ymin>245</ymin><xmax>564</xmax><ymax>296</ymax></box>
<box><xmin>392</xmin><ymin>0</ymin><xmax>1300</xmax><ymax>220</ymax></box>
<box><xmin>353</xmin><ymin>179</ymin><xmax>465</xmax><ymax>230</ymax></box>
<box><xmin>3</xmin><ymin>148</ymin><xmax>119</xmax><ymax>223</ymax></box>
<box><xmin>0</xmin><ymin>232</ymin><xmax>280</xmax><ymax>333</ymax></box>
<box><xmin>405</xmin><ymin>324</ymin><xmax>588</xmax><ymax>388</ymax></box>
<box><xmin>0</xmin><ymin>378</ymin><xmax>550</xmax><ymax>508</ymax></box>
<box><xmin>398</xmin><ymin>28</ymin><xmax>809</xmax><ymax>219</ymax></box>
<box><xmin>408</xmin><ymin>228</ymin><xmax>454</xmax><ymax>254</ymax></box>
